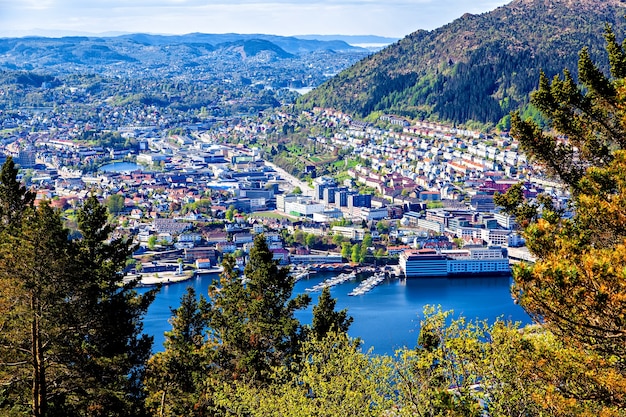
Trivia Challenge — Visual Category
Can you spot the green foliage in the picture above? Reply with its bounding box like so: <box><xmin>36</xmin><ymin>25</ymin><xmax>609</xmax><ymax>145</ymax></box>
<box><xmin>393</xmin><ymin>306</ymin><xmax>626</xmax><ymax>417</ymax></box>
<box><xmin>0</xmin><ymin>202</ymin><xmax>78</xmax><ymax>417</ymax></box>
<box><xmin>510</xmin><ymin>153</ymin><xmax>626</xmax><ymax>363</ymax></box>
<box><xmin>493</xmin><ymin>182</ymin><xmax>553</xmax><ymax>229</ymax></box>
<box><xmin>79</xmin><ymin>130</ymin><xmax>134</xmax><ymax>151</ymax></box>
<box><xmin>359</xmin><ymin>234</ymin><xmax>372</xmax><ymax>261</ymax></box>
<box><xmin>158</xmin><ymin>305</ymin><xmax>626</xmax><ymax>416</ymax></box>
<box><xmin>145</xmin><ymin>287</ymin><xmax>210</xmax><ymax>416</ymax></box>
<box><xmin>341</xmin><ymin>242</ymin><xmax>352</xmax><ymax>259</ymax></box>
<box><xmin>498</xmin><ymin>24</ymin><xmax>626</xmax><ymax>411</ymax></box>
<box><xmin>181</xmin><ymin>198</ymin><xmax>213</xmax><ymax>216</ymax></box>
<box><xmin>376</xmin><ymin>220</ymin><xmax>390</xmax><ymax>234</ymax></box>
<box><xmin>71</xmin><ymin>195</ymin><xmax>157</xmax><ymax>416</ymax></box>
<box><xmin>292</xmin><ymin>229</ymin><xmax>305</xmax><ymax>245</ymax></box>
<box><xmin>147</xmin><ymin>235</ymin><xmax>157</xmax><ymax>250</ymax></box>
<box><xmin>0</xmin><ymin>156</ymin><xmax>34</xmax><ymax>228</ymax></box>
<box><xmin>511</xmin><ymin>26</ymin><xmax>626</xmax><ymax>191</ymax></box>
<box><xmin>351</xmin><ymin>243</ymin><xmax>361</xmax><ymax>263</ymax></box>
<box><xmin>304</xmin><ymin>233</ymin><xmax>317</xmax><ymax>248</ymax></box>
<box><xmin>331</xmin><ymin>217</ymin><xmax>351</xmax><ymax>227</ymax></box>
<box><xmin>0</xmin><ymin>185</ymin><xmax>155</xmax><ymax>416</ymax></box>
<box><xmin>374</xmin><ymin>248</ymin><xmax>386</xmax><ymax>258</ymax></box>
<box><xmin>209</xmin><ymin>332</ymin><xmax>393</xmax><ymax>417</ymax></box>
<box><xmin>362</xmin><ymin>233</ymin><xmax>373</xmax><ymax>249</ymax></box>
<box><xmin>225</xmin><ymin>207</ymin><xmax>237</xmax><ymax>222</ymax></box>
<box><xmin>106</xmin><ymin>193</ymin><xmax>125</xmax><ymax>215</ymax></box>
<box><xmin>311</xmin><ymin>287</ymin><xmax>353</xmax><ymax>341</ymax></box>
<box><xmin>205</xmin><ymin>236</ymin><xmax>311</xmax><ymax>386</ymax></box>
<box><xmin>426</xmin><ymin>201</ymin><xmax>444</xmax><ymax>209</ymax></box>
<box><xmin>331</xmin><ymin>232</ymin><xmax>343</xmax><ymax>246</ymax></box>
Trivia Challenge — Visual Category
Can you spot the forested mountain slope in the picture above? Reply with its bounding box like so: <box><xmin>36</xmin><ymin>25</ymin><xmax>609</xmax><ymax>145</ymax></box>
<box><xmin>298</xmin><ymin>0</ymin><xmax>626</xmax><ymax>127</ymax></box>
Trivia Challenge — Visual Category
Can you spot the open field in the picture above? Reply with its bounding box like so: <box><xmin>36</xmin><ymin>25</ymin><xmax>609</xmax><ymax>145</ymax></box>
<box><xmin>249</xmin><ymin>210</ymin><xmax>298</xmax><ymax>221</ymax></box>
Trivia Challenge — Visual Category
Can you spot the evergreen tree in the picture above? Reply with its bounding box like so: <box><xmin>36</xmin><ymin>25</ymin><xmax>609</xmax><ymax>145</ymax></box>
<box><xmin>0</xmin><ymin>186</ymin><xmax>156</xmax><ymax>416</ymax></box>
<box><xmin>0</xmin><ymin>202</ymin><xmax>77</xmax><ymax>417</ymax></box>
<box><xmin>69</xmin><ymin>195</ymin><xmax>157</xmax><ymax>416</ymax></box>
<box><xmin>510</xmin><ymin>24</ymin><xmax>626</xmax><ymax>192</ymax></box>
<box><xmin>311</xmin><ymin>287</ymin><xmax>353</xmax><ymax>341</ymax></box>
<box><xmin>205</xmin><ymin>254</ymin><xmax>249</xmax><ymax>383</ymax></box>
<box><xmin>206</xmin><ymin>235</ymin><xmax>310</xmax><ymax>385</ymax></box>
<box><xmin>498</xmin><ymin>24</ymin><xmax>626</xmax><ymax>408</ymax></box>
<box><xmin>243</xmin><ymin>234</ymin><xmax>310</xmax><ymax>381</ymax></box>
<box><xmin>145</xmin><ymin>287</ymin><xmax>210</xmax><ymax>417</ymax></box>
<box><xmin>0</xmin><ymin>155</ymin><xmax>34</xmax><ymax>229</ymax></box>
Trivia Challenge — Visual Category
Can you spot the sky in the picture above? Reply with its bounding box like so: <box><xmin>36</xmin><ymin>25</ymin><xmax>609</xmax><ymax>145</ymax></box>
<box><xmin>0</xmin><ymin>0</ymin><xmax>510</xmax><ymax>39</ymax></box>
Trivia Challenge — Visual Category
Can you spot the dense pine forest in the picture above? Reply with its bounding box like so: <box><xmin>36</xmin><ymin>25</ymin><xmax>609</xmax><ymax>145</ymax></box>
<box><xmin>298</xmin><ymin>0</ymin><xmax>626</xmax><ymax>129</ymax></box>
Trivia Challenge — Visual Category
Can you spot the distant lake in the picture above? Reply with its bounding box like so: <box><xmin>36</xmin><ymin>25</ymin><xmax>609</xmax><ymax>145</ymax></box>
<box><xmin>99</xmin><ymin>162</ymin><xmax>143</xmax><ymax>173</ymax></box>
<box><xmin>20</xmin><ymin>106</ymin><xmax>54</xmax><ymax>114</ymax></box>
<box><xmin>139</xmin><ymin>272</ymin><xmax>531</xmax><ymax>356</ymax></box>
<box><xmin>289</xmin><ymin>87</ymin><xmax>315</xmax><ymax>95</ymax></box>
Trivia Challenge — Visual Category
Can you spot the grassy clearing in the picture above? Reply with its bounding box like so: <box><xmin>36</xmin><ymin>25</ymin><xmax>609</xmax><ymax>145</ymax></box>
<box><xmin>249</xmin><ymin>211</ymin><xmax>297</xmax><ymax>221</ymax></box>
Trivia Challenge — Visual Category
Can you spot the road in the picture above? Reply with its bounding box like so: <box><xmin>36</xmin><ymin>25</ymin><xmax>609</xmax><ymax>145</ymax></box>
<box><xmin>263</xmin><ymin>160</ymin><xmax>314</xmax><ymax>197</ymax></box>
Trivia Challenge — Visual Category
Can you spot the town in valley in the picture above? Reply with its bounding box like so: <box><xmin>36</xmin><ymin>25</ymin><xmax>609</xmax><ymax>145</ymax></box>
<box><xmin>0</xmin><ymin>67</ymin><xmax>548</xmax><ymax>285</ymax></box>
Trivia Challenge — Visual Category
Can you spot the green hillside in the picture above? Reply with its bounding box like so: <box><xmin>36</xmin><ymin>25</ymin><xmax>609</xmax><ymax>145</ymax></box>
<box><xmin>298</xmin><ymin>0</ymin><xmax>626</xmax><ymax>128</ymax></box>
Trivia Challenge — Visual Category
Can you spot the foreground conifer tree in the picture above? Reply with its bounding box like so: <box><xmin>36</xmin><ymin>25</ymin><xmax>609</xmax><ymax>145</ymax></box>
<box><xmin>0</xmin><ymin>156</ymin><xmax>34</xmax><ymax>228</ymax></box>
<box><xmin>145</xmin><ymin>287</ymin><xmax>210</xmax><ymax>416</ymax></box>
<box><xmin>206</xmin><ymin>235</ymin><xmax>311</xmax><ymax>385</ymax></box>
<box><xmin>0</xmin><ymin>164</ymin><xmax>155</xmax><ymax>416</ymax></box>
<box><xmin>145</xmin><ymin>236</ymin><xmax>360</xmax><ymax>416</ymax></box>
<box><xmin>0</xmin><ymin>201</ymin><xmax>77</xmax><ymax>417</ymax></box>
<box><xmin>145</xmin><ymin>236</ymin><xmax>313</xmax><ymax>415</ymax></box>
<box><xmin>70</xmin><ymin>195</ymin><xmax>157</xmax><ymax>416</ymax></box>
<box><xmin>311</xmin><ymin>286</ymin><xmax>353</xmax><ymax>341</ymax></box>
<box><xmin>496</xmin><ymin>24</ymin><xmax>626</xmax><ymax>408</ymax></box>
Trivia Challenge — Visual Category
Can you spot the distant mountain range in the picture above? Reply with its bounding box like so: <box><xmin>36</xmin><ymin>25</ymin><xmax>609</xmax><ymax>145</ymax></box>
<box><xmin>298</xmin><ymin>0</ymin><xmax>626</xmax><ymax>128</ymax></box>
<box><xmin>0</xmin><ymin>33</ymin><xmax>367</xmax><ymax>70</ymax></box>
<box><xmin>0</xmin><ymin>31</ymin><xmax>397</xmax><ymax>46</ymax></box>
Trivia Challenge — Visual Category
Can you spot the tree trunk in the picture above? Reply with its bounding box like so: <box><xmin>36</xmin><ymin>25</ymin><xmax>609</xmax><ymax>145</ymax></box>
<box><xmin>159</xmin><ymin>388</ymin><xmax>167</xmax><ymax>417</ymax></box>
<box><xmin>31</xmin><ymin>296</ymin><xmax>45</xmax><ymax>417</ymax></box>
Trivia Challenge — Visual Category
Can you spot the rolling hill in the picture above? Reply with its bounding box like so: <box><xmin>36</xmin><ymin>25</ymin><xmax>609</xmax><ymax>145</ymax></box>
<box><xmin>0</xmin><ymin>33</ymin><xmax>364</xmax><ymax>70</ymax></box>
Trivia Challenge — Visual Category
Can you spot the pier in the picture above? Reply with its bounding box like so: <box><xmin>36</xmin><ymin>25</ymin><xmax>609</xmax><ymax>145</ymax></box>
<box><xmin>348</xmin><ymin>271</ymin><xmax>387</xmax><ymax>296</ymax></box>
<box><xmin>305</xmin><ymin>271</ymin><xmax>357</xmax><ymax>292</ymax></box>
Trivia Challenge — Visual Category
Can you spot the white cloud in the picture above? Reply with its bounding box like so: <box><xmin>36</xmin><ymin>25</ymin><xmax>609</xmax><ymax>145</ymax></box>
<box><xmin>3</xmin><ymin>0</ymin><xmax>56</xmax><ymax>10</ymax></box>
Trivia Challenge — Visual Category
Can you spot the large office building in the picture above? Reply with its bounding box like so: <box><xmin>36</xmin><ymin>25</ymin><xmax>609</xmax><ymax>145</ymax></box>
<box><xmin>313</xmin><ymin>176</ymin><xmax>338</xmax><ymax>202</ymax></box>
<box><xmin>399</xmin><ymin>249</ymin><xmax>448</xmax><ymax>277</ymax></box>
<box><xmin>400</xmin><ymin>246</ymin><xmax>510</xmax><ymax>278</ymax></box>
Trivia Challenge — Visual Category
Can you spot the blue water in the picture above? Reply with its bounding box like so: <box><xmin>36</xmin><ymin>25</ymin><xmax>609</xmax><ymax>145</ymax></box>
<box><xmin>99</xmin><ymin>161</ymin><xmax>143</xmax><ymax>172</ymax></box>
<box><xmin>138</xmin><ymin>273</ymin><xmax>531</xmax><ymax>356</ymax></box>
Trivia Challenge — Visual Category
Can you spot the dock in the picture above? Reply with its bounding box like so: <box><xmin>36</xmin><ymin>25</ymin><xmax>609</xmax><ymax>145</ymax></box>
<box><xmin>305</xmin><ymin>271</ymin><xmax>356</xmax><ymax>292</ymax></box>
<box><xmin>123</xmin><ymin>271</ymin><xmax>193</xmax><ymax>286</ymax></box>
<box><xmin>348</xmin><ymin>271</ymin><xmax>387</xmax><ymax>296</ymax></box>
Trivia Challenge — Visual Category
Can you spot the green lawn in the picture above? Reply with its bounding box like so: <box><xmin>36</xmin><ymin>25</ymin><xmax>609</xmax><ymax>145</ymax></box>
<box><xmin>249</xmin><ymin>211</ymin><xmax>296</xmax><ymax>220</ymax></box>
